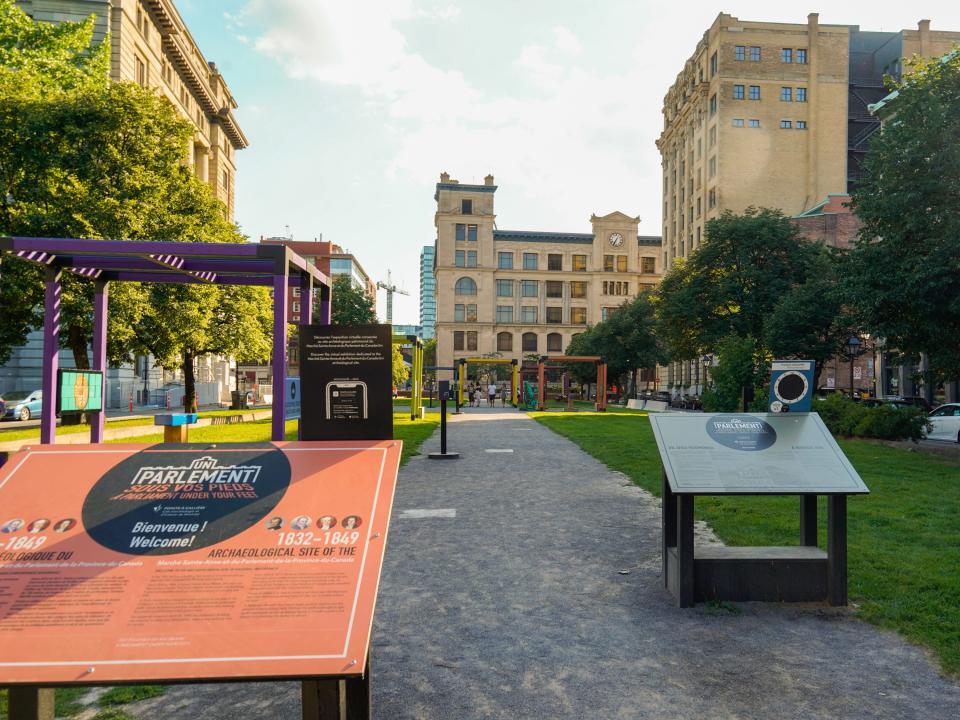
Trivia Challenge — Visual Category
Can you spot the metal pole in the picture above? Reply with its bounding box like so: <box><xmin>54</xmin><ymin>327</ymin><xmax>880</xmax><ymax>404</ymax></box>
<box><xmin>40</xmin><ymin>268</ymin><xmax>61</xmax><ymax>445</ymax></box>
<box><xmin>271</xmin><ymin>272</ymin><xmax>288</xmax><ymax>442</ymax></box>
<box><xmin>91</xmin><ymin>279</ymin><xmax>109</xmax><ymax>443</ymax></box>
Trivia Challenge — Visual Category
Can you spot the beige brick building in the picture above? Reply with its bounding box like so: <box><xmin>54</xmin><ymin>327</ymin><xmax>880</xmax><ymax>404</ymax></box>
<box><xmin>657</xmin><ymin>12</ymin><xmax>960</xmax><ymax>268</ymax></box>
<box><xmin>433</xmin><ymin>174</ymin><xmax>662</xmax><ymax>370</ymax></box>
<box><xmin>18</xmin><ymin>0</ymin><xmax>248</xmax><ymax>218</ymax></box>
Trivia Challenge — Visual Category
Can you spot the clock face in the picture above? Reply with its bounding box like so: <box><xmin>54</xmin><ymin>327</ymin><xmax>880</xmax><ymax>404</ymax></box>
<box><xmin>609</xmin><ymin>232</ymin><xmax>624</xmax><ymax>247</ymax></box>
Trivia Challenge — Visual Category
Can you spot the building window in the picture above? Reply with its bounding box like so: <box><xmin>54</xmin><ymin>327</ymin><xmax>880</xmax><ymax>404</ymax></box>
<box><xmin>750</xmin><ymin>46</ymin><xmax>761</xmax><ymax>62</ymax></box>
<box><xmin>748</xmin><ymin>119</ymin><xmax>760</xmax><ymax>128</ymax></box>
<box><xmin>709</xmin><ymin>125</ymin><xmax>717</xmax><ymax>147</ymax></box>
<box><xmin>498</xmin><ymin>252</ymin><xmax>513</xmax><ymax>269</ymax></box>
<box><xmin>497</xmin><ymin>332</ymin><xmax>513</xmax><ymax>351</ymax></box>
<box><xmin>454</xmin><ymin>303</ymin><xmax>477</xmax><ymax>322</ymax></box>
<box><xmin>546</xmin><ymin>307</ymin><xmax>562</xmax><ymax>324</ymax></box>
<box><xmin>780</xmin><ymin>87</ymin><xmax>792</xmax><ymax>102</ymax></box>
<box><xmin>547</xmin><ymin>333</ymin><xmax>563</xmax><ymax>351</ymax></box>
<box><xmin>521</xmin><ymin>306</ymin><xmax>538</xmax><ymax>323</ymax></box>
<box><xmin>710</xmin><ymin>51</ymin><xmax>717</xmax><ymax>77</ymax></box>
<box><xmin>734</xmin><ymin>45</ymin><xmax>745</xmax><ymax>61</ymax></box>
<box><xmin>547</xmin><ymin>254</ymin><xmax>562</xmax><ymax>271</ymax></box>
<box><xmin>570</xmin><ymin>281</ymin><xmax>587</xmax><ymax>299</ymax></box>
<box><xmin>708</xmin><ymin>188</ymin><xmax>716</xmax><ymax>208</ymax></box>
<box><xmin>455</xmin><ymin>249</ymin><xmax>478</xmax><ymax>267</ymax></box>
<box><xmin>749</xmin><ymin>85</ymin><xmax>760</xmax><ymax>100</ymax></box>
<box><xmin>796</xmin><ymin>120</ymin><xmax>807</xmax><ymax>129</ymax></box>
<box><xmin>616</xmin><ymin>255</ymin><xmax>627</xmax><ymax>272</ymax></box>
<box><xmin>709</xmin><ymin>94</ymin><xmax>717</xmax><ymax>116</ymax></box>
<box><xmin>496</xmin><ymin>279</ymin><xmax>514</xmax><ymax>297</ymax></box>
<box><xmin>454</xmin><ymin>331</ymin><xmax>464</xmax><ymax>351</ymax></box>
<box><xmin>135</xmin><ymin>55</ymin><xmax>147</xmax><ymax>87</ymax></box>
<box><xmin>455</xmin><ymin>277</ymin><xmax>477</xmax><ymax>295</ymax></box>
<box><xmin>797</xmin><ymin>48</ymin><xmax>807</xmax><ymax>64</ymax></box>
<box><xmin>570</xmin><ymin>307</ymin><xmax>587</xmax><ymax>325</ymax></box>
<box><xmin>546</xmin><ymin>281</ymin><xmax>563</xmax><ymax>299</ymax></box>
<box><xmin>461</xmin><ymin>199</ymin><xmax>473</xmax><ymax>214</ymax></box>
<box><xmin>522</xmin><ymin>332</ymin><xmax>538</xmax><ymax>352</ymax></box>
<box><xmin>696</xmin><ymin>197</ymin><xmax>701</xmax><ymax>217</ymax></box>
<box><xmin>523</xmin><ymin>252</ymin><xmax>538</xmax><ymax>270</ymax></box>
<box><xmin>572</xmin><ymin>254</ymin><xmax>587</xmax><ymax>272</ymax></box>
<box><xmin>733</xmin><ymin>84</ymin><xmax>744</xmax><ymax>100</ymax></box>
<box><xmin>521</xmin><ymin>280</ymin><xmax>538</xmax><ymax>297</ymax></box>
<box><xmin>796</xmin><ymin>87</ymin><xmax>807</xmax><ymax>102</ymax></box>
<box><xmin>496</xmin><ymin>306</ymin><xmax>514</xmax><ymax>323</ymax></box>
<box><xmin>455</xmin><ymin>224</ymin><xmax>478</xmax><ymax>241</ymax></box>
<box><xmin>603</xmin><ymin>255</ymin><xmax>614</xmax><ymax>272</ymax></box>
<box><xmin>466</xmin><ymin>331</ymin><xmax>478</xmax><ymax>351</ymax></box>
<box><xmin>781</xmin><ymin>48</ymin><xmax>793</xmax><ymax>63</ymax></box>
<box><xmin>780</xmin><ymin>120</ymin><xmax>792</xmax><ymax>129</ymax></box>
<box><xmin>708</xmin><ymin>156</ymin><xmax>716</xmax><ymax>178</ymax></box>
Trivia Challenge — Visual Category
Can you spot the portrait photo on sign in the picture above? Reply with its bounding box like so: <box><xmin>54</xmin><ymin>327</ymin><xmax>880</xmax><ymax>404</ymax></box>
<box><xmin>317</xmin><ymin>515</ymin><xmax>337</xmax><ymax>530</ymax></box>
<box><xmin>342</xmin><ymin>515</ymin><xmax>362</xmax><ymax>530</ymax></box>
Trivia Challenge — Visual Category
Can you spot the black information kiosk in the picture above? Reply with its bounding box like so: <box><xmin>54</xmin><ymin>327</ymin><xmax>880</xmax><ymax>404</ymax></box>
<box><xmin>650</xmin><ymin>412</ymin><xmax>869</xmax><ymax>607</ymax></box>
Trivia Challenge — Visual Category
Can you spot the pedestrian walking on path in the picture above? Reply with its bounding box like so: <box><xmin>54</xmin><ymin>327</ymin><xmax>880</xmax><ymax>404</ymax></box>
<box><xmin>487</xmin><ymin>382</ymin><xmax>497</xmax><ymax>407</ymax></box>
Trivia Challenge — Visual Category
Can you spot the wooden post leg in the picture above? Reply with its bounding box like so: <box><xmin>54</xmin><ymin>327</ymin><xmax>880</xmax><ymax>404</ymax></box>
<box><xmin>827</xmin><ymin>495</ymin><xmax>848</xmax><ymax>606</ymax></box>
<box><xmin>677</xmin><ymin>494</ymin><xmax>695</xmax><ymax>608</ymax></box>
<box><xmin>661</xmin><ymin>467</ymin><xmax>676</xmax><ymax>590</ymax></box>
<box><xmin>302</xmin><ymin>679</ymin><xmax>346</xmax><ymax>719</ymax></box>
<box><xmin>345</xmin><ymin>654</ymin><xmax>371</xmax><ymax>720</ymax></box>
<box><xmin>8</xmin><ymin>687</ymin><xmax>55</xmax><ymax>720</ymax></box>
<box><xmin>800</xmin><ymin>495</ymin><xmax>818</xmax><ymax>546</ymax></box>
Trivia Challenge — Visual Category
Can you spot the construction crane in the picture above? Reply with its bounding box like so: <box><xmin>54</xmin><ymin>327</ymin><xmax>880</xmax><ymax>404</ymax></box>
<box><xmin>376</xmin><ymin>270</ymin><xmax>409</xmax><ymax>324</ymax></box>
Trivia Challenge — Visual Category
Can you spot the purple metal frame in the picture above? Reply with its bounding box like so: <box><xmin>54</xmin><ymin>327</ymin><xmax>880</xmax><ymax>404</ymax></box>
<box><xmin>0</xmin><ymin>236</ymin><xmax>330</xmax><ymax>444</ymax></box>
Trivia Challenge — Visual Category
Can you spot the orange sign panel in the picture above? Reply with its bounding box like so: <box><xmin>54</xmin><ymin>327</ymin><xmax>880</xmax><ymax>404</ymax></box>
<box><xmin>0</xmin><ymin>440</ymin><xmax>401</xmax><ymax>684</ymax></box>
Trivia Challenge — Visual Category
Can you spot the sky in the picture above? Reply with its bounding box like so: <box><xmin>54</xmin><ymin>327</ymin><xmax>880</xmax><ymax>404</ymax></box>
<box><xmin>176</xmin><ymin>1</ymin><xmax>960</xmax><ymax>325</ymax></box>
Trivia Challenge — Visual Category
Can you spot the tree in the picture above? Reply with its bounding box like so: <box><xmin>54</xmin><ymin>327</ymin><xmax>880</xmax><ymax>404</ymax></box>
<box><xmin>848</xmin><ymin>51</ymin><xmax>960</xmax><ymax>380</ymax></box>
<box><xmin>701</xmin><ymin>335</ymin><xmax>766</xmax><ymax>412</ymax></box>
<box><xmin>392</xmin><ymin>345</ymin><xmax>409</xmax><ymax>389</ymax></box>
<box><xmin>422</xmin><ymin>338</ymin><xmax>436</xmax><ymax>383</ymax></box>
<box><xmin>330</xmin><ymin>275</ymin><xmax>376</xmax><ymax>325</ymax></box>
<box><xmin>656</xmin><ymin>208</ymin><xmax>819</xmax><ymax>359</ymax></box>
<box><xmin>0</xmin><ymin>3</ymin><xmax>274</xmax><ymax>411</ymax></box>
<box><xmin>765</xmin><ymin>249</ymin><xmax>859</xmax><ymax>388</ymax></box>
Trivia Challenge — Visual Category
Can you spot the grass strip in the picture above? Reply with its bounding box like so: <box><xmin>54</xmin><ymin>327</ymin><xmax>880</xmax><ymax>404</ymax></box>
<box><xmin>532</xmin><ymin>411</ymin><xmax>960</xmax><ymax>677</ymax></box>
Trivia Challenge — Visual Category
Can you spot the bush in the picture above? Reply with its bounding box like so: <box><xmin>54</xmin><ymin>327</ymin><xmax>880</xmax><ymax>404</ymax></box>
<box><xmin>815</xmin><ymin>395</ymin><xmax>929</xmax><ymax>441</ymax></box>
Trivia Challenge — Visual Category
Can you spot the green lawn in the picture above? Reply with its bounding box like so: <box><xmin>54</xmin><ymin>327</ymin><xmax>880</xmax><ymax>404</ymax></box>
<box><xmin>107</xmin><ymin>412</ymin><xmax>438</xmax><ymax>466</ymax></box>
<box><xmin>532</xmin><ymin>411</ymin><xmax>960</xmax><ymax>677</ymax></box>
<box><xmin>0</xmin><ymin>412</ymin><xmax>439</xmax><ymax>719</ymax></box>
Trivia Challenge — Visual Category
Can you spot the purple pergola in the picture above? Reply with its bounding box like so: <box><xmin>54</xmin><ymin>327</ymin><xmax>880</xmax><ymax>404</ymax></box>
<box><xmin>0</xmin><ymin>237</ymin><xmax>331</xmax><ymax>444</ymax></box>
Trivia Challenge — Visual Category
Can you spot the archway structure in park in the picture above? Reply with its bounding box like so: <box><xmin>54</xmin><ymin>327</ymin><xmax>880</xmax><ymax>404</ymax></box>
<box><xmin>393</xmin><ymin>333</ymin><xmax>423</xmax><ymax>419</ymax></box>
<box><xmin>537</xmin><ymin>355</ymin><xmax>608</xmax><ymax>412</ymax></box>
<box><xmin>0</xmin><ymin>236</ymin><xmax>331</xmax><ymax>444</ymax></box>
<box><xmin>457</xmin><ymin>358</ymin><xmax>519</xmax><ymax>407</ymax></box>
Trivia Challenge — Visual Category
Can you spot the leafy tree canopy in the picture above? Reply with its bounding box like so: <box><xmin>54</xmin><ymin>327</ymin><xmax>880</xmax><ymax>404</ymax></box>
<box><xmin>849</xmin><ymin>50</ymin><xmax>960</xmax><ymax>379</ymax></box>
<box><xmin>656</xmin><ymin>208</ymin><xmax>819</xmax><ymax>360</ymax></box>
<box><xmin>330</xmin><ymin>275</ymin><xmax>376</xmax><ymax>325</ymax></box>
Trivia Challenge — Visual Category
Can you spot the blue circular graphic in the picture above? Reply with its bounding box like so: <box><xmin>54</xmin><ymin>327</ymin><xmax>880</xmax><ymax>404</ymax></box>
<box><xmin>706</xmin><ymin>415</ymin><xmax>777</xmax><ymax>452</ymax></box>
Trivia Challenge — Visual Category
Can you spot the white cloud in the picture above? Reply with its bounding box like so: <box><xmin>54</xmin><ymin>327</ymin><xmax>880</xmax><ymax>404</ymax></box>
<box><xmin>552</xmin><ymin>25</ymin><xmax>583</xmax><ymax>55</ymax></box>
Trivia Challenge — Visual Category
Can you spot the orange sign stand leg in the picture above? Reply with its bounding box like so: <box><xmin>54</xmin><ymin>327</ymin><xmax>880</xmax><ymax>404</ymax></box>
<box><xmin>7</xmin><ymin>688</ymin><xmax>54</xmax><ymax>720</ymax></box>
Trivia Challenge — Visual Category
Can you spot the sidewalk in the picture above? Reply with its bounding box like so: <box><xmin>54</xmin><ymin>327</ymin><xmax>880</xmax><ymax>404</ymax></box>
<box><xmin>120</xmin><ymin>410</ymin><xmax>960</xmax><ymax>719</ymax></box>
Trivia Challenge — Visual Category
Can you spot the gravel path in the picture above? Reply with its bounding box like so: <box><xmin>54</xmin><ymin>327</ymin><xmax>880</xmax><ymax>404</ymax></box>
<box><xmin>122</xmin><ymin>409</ymin><xmax>959</xmax><ymax>719</ymax></box>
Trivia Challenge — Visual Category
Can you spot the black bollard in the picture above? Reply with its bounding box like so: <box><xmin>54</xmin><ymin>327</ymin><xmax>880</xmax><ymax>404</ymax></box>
<box><xmin>429</xmin><ymin>381</ymin><xmax>459</xmax><ymax>460</ymax></box>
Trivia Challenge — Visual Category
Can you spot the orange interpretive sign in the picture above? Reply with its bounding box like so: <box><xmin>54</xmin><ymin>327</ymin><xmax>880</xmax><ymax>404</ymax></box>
<box><xmin>0</xmin><ymin>440</ymin><xmax>402</xmax><ymax>685</ymax></box>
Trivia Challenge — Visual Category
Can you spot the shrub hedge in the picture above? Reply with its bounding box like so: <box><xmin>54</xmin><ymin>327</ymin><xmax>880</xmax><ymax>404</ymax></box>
<box><xmin>814</xmin><ymin>395</ymin><xmax>929</xmax><ymax>441</ymax></box>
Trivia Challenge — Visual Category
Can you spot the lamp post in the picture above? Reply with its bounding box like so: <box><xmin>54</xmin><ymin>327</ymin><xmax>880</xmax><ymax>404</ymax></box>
<box><xmin>844</xmin><ymin>335</ymin><xmax>864</xmax><ymax>398</ymax></box>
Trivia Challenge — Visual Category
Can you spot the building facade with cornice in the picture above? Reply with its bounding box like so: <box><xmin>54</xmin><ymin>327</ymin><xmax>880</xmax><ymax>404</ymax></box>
<box><xmin>433</xmin><ymin>174</ymin><xmax>663</xmax><ymax>371</ymax></box>
<box><xmin>17</xmin><ymin>0</ymin><xmax>248</xmax><ymax>218</ymax></box>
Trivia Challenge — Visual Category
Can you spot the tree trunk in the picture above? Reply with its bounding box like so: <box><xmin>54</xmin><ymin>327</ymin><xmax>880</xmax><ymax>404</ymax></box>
<box><xmin>182</xmin><ymin>351</ymin><xmax>198</xmax><ymax>413</ymax></box>
<box><xmin>67</xmin><ymin>324</ymin><xmax>90</xmax><ymax>369</ymax></box>
<box><xmin>630</xmin><ymin>368</ymin><xmax>638</xmax><ymax>399</ymax></box>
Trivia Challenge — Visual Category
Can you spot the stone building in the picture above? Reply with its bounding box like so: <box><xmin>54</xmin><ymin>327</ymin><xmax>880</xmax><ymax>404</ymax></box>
<box><xmin>420</xmin><ymin>246</ymin><xmax>437</xmax><ymax>341</ymax></box>
<box><xmin>657</xmin><ymin>12</ymin><xmax>960</xmax><ymax>268</ymax></box>
<box><xmin>17</xmin><ymin>0</ymin><xmax>247</xmax><ymax>218</ymax></box>
<box><xmin>433</xmin><ymin>174</ymin><xmax>662</xmax><ymax>370</ymax></box>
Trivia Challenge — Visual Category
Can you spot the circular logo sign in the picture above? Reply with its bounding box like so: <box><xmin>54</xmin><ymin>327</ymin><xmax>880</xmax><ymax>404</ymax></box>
<box><xmin>82</xmin><ymin>443</ymin><xmax>291</xmax><ymax>555</ymax></box>
<box><xmin>706</xmin><ymin>414</ymin><xmax>777</xmax><ymax>452</ymax></box>
<box><xmin>774</xmin><ymin>371</ymin><xmax>808</xmax><ymax>404</ymax></box>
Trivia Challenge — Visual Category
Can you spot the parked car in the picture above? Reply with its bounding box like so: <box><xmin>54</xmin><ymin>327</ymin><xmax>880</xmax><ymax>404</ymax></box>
<box><xmin>926</xmin><ymin>403</ymin><xmax>960</xmax><ymax>443</ymax></box>
<box><xmin>862</xmin><ymin>398</ymin><xmax>913</xmax><ymax>410</ymax></box>
<box><xmin>898</xmin><ymin>395</ymin><xmax>934</xmax><ymax>412</ymax></box>
<box><xmin>0</xmin><ymin>390</ymin><xmax>43</xmax><ymax>421</ymax></box>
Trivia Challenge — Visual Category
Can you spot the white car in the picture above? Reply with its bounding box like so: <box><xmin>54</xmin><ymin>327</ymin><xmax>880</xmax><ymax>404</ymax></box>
<box><xmin>926</xmin><ymin>403</ymin><xmax>960</xmax><ymax>442</ymax></box>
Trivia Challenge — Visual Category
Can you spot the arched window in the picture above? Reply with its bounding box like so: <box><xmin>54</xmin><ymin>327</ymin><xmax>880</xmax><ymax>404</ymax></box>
<box><xmin>497</xmin><ymin>332</ymin><xmax>513</xmax><ymax>352</ymax></box>
<box><xmin>455</xmin><ymin>277</ymin><xmax>477</xmax><ymax>295</ymax></box>
<box><xmin>522</xmin><ymin>332</ymin><xmax>538</xmax><ymax>352</ymax></box>
<box><xmin>547</xmin><ymin>333</ymin><xmax>563</xmax><ymax>352</ymax></box>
